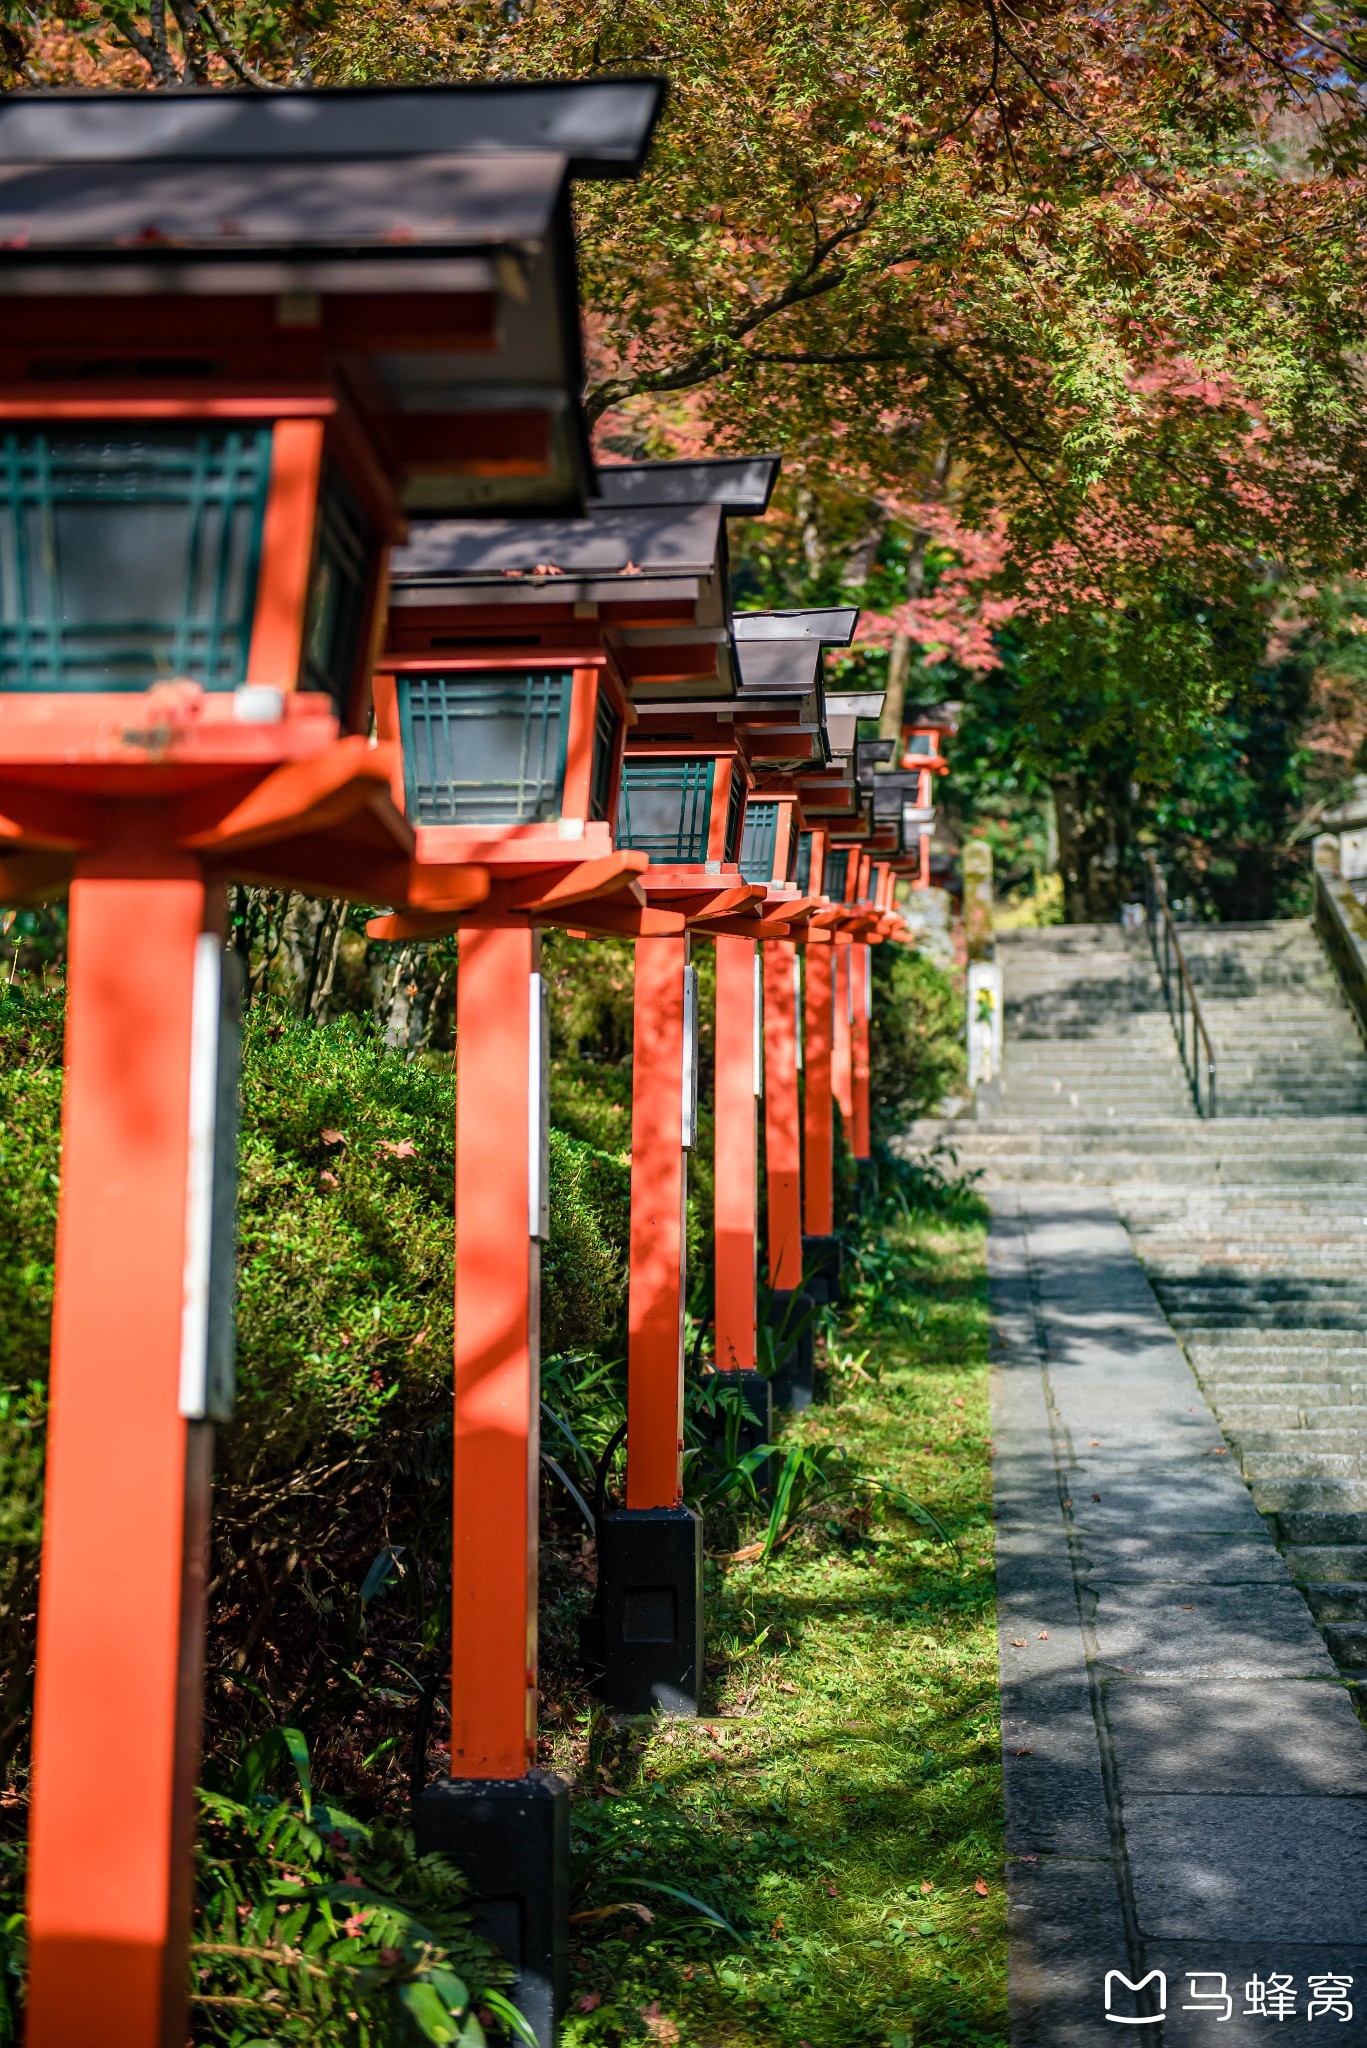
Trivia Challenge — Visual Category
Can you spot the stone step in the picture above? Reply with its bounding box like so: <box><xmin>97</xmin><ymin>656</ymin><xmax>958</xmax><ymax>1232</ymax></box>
<box><xmin>1321</xmin><ymin>1622</ymin><xmax>1367</xmax><ymax>1669</ymax></box>
<box><xmin>1301</xmin><ymin>1580</ymin><xmax>1367</xmax><ymax>1621</ymax></box>
<box><xmin>1218</xmin><ymin>1405</ymin><xmax>1367</xmax><ymax>1432</ymax></box>
<box><xmin>1276</xmin><ymin>1507</ymin><xmax>1367</xmax><ymax>1544</ymax></box>
<box><xmin>1252</xmin><ymin>1475</ymin><xmax>1367</xmax><ymax>1512</ymax></box>
<box><xmin>1236</xmin><ymin>1435</ymin><xmax>1367</xmax><ymax>1465</ymax></box>
<box><xmin>1239</xmin><ymin>1448</ymin><xmax>1366</xmax><ymax>1480</ymax></box>
<box><xmin>1207</xmin><ymin>1393</ymin><xmax>1367</xmax><ymax>1417</ymax></box>
<box><xmin>1284</xmin><ymin>1544</ymin><xmax>1367</xmax><ymax>1581</ymax></box>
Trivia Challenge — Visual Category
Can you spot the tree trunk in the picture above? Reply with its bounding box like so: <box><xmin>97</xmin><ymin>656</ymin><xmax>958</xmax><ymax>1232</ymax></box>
<box><xmin>1052</xmin><ymin>764</ymin><xmax>1133</xmax><ymax>923</ymax></box>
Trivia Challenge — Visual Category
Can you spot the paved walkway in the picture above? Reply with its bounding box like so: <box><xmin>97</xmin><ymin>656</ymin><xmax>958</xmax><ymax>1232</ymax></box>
<box><xmin>991</xmin><ymin>1190</ymin><xmax>1367</xmax><ymax>2046</ymax></box>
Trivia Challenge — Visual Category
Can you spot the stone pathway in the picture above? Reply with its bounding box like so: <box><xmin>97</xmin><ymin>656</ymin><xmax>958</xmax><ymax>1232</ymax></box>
<box><xmin>926</xmin><ymin>920</ymin><xmax>1367</xmax><ymax>1675</ymax></box>
<box><xmin>992</xmin><ymin>1191</ymin><xmax>1367</xmax><ymax>2045</ymax></box>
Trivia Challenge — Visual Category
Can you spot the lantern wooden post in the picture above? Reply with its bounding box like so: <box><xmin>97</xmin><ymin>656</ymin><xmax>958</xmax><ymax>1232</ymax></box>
<box><xmin>597</xmin><ymin>930</ymin><xmax>703</xmax><ymax>1714</ymax></box>
<box><xmin>762</xmin><ymin>943</ymin><xmax>804</xmax><ymax>1291</ymax></box>
<box><xmin>713</xmin><ymin>934</ymin><xmax>760</xmax><ymax>1374</ymax></box>
<box><xmin>25</xmin><ymin>853</ymin><xmax>221</xmax><ymax>2048</ymax></box>
<box><xmin>802</xmin><ymin>941</ymin><xmax>842</xmax><ymax>1303</ymax></box>
<box><xmin>711</xmin><ymin>932</ymin><xmax>772</xmax><ymax>1471</ymax></box>
<box><xmin>416</xmin><ymin>914</ymin><xmax>567</xmax><ymax>2045</ymax></box>
<box><xmin>852</xmin><ymin>942</ymin><xmax>873</xmax><ymax>1160</ymax></box>
<box><xmin>761</xmin><ymin>940</ymin><xmax>816</xmax><ymax>1408</ymax></box>
<box><xmin>833</xmin><ymin>941</ymin><xmax>855</xmax><ymax>1132</ymax></box>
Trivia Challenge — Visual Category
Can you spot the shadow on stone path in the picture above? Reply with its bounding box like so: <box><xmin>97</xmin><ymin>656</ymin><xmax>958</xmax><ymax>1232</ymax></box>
<box><xmin>991</xmin><ymin>1189</ymin><xmax>1367</xmax><ymax>2047</ymax></box>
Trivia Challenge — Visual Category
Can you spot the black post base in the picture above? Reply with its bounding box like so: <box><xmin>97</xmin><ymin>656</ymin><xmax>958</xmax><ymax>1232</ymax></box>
<box><xmin>595</xmin><ymin>1504</ymin><xmax>703</xmax><ymax>1716</ymax></box>
<box><xmin>802</xmin><ymin>1232</ymin><xmax>844</xmax><ymax>1306</ymax></box>
<box><xmin>707</xmin><ymin>1368</ymin><xmax>774</xmax><ymax>1491</ymax></box>
<box><xmin>763</xmin><ymin>1288</ymin><xmax>816</xmax><ymax>1411</ymax></box>
<box><xmin>414</xmin><ymin>1771</ymin><xmax>568</xmax><ymax>2047</ymax></box>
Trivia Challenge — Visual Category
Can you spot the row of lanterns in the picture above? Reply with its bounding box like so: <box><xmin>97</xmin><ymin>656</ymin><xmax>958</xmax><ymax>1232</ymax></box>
<box><xmin>0</xmin><ymin>78</ymin><xmax>952</xmax><ymax>2048</ymax></box>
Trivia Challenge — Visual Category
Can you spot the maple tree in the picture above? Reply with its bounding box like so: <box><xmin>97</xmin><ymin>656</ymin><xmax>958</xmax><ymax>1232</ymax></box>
<box><xmin>9</xmin><ymin>0</ymin><xmax>1367</xmax><ymax>844</ymax></box>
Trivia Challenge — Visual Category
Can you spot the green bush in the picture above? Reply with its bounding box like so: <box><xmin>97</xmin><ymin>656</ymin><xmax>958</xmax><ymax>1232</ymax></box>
<box><xmin>869</xmin><ymin>944</ymin><xmax>966</xmax><ymax>1139</ymax></box>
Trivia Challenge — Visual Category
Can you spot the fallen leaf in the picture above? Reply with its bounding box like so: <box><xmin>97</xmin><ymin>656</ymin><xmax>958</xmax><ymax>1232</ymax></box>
<box><xmin>1090</xmin><ymin>1493</ymin><xmax>1101</xmax><ymax>1502</ymax></box>
<box><xmin>321</xmin><ymin>1128</ymin><xmax>345</xmax><ymax>1146</ymax></box>
<box><xmin>1037</xmin><ymin>1630</ymin><xmax>1049</xmax><ymax>1639</ymax></box>
<box><xmin>319</xmin><ymin>1170</ymin><xmax>340</xmax><ymax>1189</ymax></box>
<box><xmin>1020</xmin><ymin>1854</ymin><xmax>1039</xmax><ymax>1864</ymax></box>
<box><xmin>920</xmin><ymin>1880</ymin><xmax>934</xmax><ymax>1894</ymax></box>
<box><xmin>974</xmin><ymin>1877</ymin><xmax>989</xmax><ymax>1897</ymax></box>
<box><xmin>576</xmin><ymin>1993</ymin><xmax>602</xmax><ymax>2012</ymax></box>
<box><xmin>824</xmin><ymin>1883</ymin><xmax>838</xmax><ymax>1896</ymax></box>
<box><xmin>1013</xmin><ymin>1748</ymin><xmax>1034</xmax><ymax>1757</ymax></box>
<box><xmin>378</xmin><ymin>1138</ymin><xmax>417</xmax><ymax>1159</ymax></box>
<box><xmin>1011</xmin><ymin>1639</ymin><xmax>1027</xmax><ymax>1648</ymax></box>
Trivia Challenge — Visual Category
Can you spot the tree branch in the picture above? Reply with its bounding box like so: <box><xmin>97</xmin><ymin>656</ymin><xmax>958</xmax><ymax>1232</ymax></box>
<box><xmin>197</xmin><ymin>0</ymin><xmax>283</xmax><ymax>88</ymax></box>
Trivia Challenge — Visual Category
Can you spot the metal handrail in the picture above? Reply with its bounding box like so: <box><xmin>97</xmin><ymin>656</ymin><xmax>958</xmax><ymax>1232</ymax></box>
<box><xmin>1141</xmin><ymin>851</ymin><xmax>1216</xmax><ymax>1117</ymax></box>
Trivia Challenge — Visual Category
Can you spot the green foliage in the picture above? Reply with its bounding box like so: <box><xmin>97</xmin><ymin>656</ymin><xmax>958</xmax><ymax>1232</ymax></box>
<box><xmin>542</xmin><ymin>1131</ymin><xmax>630</xmax><ymax>1359</ymax></box>
<box><xmin>552</xmin><ymin>1208</ymin><xmax>1004</xmax><ymax>2048</ymax></box>
<box><xmin>869</xmin><ymin>945</ymin><xmax>965</xmax><ymax>1138</ymax></box>
<box><xmin>192</xmin><ymin>1782</ymin><xmax>514</xmax><ymax>2047</ymax></box>
<box><xmin>0</xmin><ymin>984</ymin><xmax>62</xmax><ymax>1790</ymax></box>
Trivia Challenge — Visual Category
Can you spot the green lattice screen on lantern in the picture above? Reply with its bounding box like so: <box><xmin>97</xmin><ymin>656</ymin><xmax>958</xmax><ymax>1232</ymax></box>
<box><xmin>739</xmin><ymin>800</ymin><xmax>779</xmax><ymax>883</ymax></box>
<box><xmin>795</xmin><ymin>831</ymin><xmax>814</xmax><ymax>893</ymax></box>
<box><xmin>0</xmin><ymin>426</ymin><xmax>274</xmax><ymax>692</ymax></box>
<box><xmin>616</xmin><ymin>757</ymin><xmax>715</xmax><ymax>861</ymax></box>
<box><xmin>304</xmin><ymin>467</ymin><xmax>375</xmax><ymax>717</ymax></box>
<box><xmin>589</xmin><ymin>687</ymin><xmax>622</xmax><ymax>822</ymax></box>
<box><xmin>824</xmin><ymin>847</ymin><xmax>850</xmax><ymax>901</ymax></box>
<box><xmin>397</xmin><ymin>671</ymin><xmax>573</xmax><ymax>825</ymax></box>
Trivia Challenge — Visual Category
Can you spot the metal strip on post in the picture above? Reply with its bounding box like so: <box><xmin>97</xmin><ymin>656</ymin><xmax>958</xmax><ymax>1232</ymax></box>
<box><xmin>179</xmin><ymin>935</ymin><xmax>244</xmax><ymax>1423</ymax></box>
<box><xmin>681</xmin><ymin>961</ymin><xmax>699</xmax><ymax>1150</ymax></box>
<box><xmin>793</xmin><ymin>953</ymin><xmax>803</xmax><ymax>1072</ymax></box>
<box><xmin>528</xmin><ymin>970</ymin><xmax>550</xmax><ymax>1241</ymax></box>
<box><xmin>753</xmin><ymin>950</ymin><xmax>763</xmax><ymax>1099</ymax></box>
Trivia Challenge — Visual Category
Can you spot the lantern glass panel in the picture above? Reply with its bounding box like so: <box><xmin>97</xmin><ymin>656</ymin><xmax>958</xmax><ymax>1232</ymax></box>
<box><xmin>589</xmin><ymin>687</ymin><xmax>622</xmax><ymax>823</ymax></box>
<box><xmin>906</xmin><ymin>732</ymin><xmax>934</xmax><ymax>755</ymax></box>
<box><xmin>397</xmin><ymin>670</ymin><xmax>572</xmax><ymax>826</ymax></box>
<box><xmin>794</xmin><ymin>830</ymin><xmax>813</xmax><ymax>893</ymax></box>
<box><xmin>824</xmin><ymin>847</ymin><xmax>850</xmax><ymax>902</ymax></box>
<box><xmin>304</xmin><ymin>467</ymin><xmax>375</xmax><ymax>716</ymax></box>
<box><xmin>0</xmin><ymin>425</ymin><xmax>272</xmax><ymax>692</ymax></box>
<box><xmin>739</xmin><ymin>800</ymin><xmax>778</xmax><ymax>884</ymax></box>
<box><xmin>617</xmin><ymin>757</ymin><xmax>715</xmax><ymax>861</ymax></box>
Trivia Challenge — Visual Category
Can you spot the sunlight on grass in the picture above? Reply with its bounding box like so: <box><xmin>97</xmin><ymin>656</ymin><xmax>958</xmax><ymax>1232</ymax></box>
<box><xmin>553</xmin><ymin>1214</ymin><xmax>1004</xmax><ymax>2048</ymax></box>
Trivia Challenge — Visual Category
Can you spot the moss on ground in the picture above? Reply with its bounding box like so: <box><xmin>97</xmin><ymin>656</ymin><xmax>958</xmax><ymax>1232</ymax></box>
<box><xmin>551</xmin><ymin>1212</ymin><xmax>1004</xmax><ymax>2048</ymax></box>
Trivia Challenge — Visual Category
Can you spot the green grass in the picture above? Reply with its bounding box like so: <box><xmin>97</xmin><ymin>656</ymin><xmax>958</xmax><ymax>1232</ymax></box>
<box><xmin>548</xmin><ymin>1211</ymin><xmax>1005</xmax><ymax>2048</ymax></box>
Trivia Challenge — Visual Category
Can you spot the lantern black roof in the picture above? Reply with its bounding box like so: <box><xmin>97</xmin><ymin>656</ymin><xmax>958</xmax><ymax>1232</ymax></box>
<box><xmin>732</xmin><ymin>607</ymin><xmax>858</xmax><ymax>647</ymax></box>
<box><xmin>593</xmin><ymin>454</ymin><xmax>779</xmax><ymax>515</ymax></box>
<box><xmin>0</xmin><ymin>81</ymin><xmax>663</xmax><ymax>262</ymax></box>
<box><xmin>0</xmin><ymin>80</ymin><xmax>666</xmax><ymax>520</ymax></box>
<box><xmin>0</xmin><ymin>79</ymin><xmax>664</xmax><ymax>176</ymax></box>
<box><xmin>390</xmin><ymin>503</ymin><xmax>725</xmax><ymax>594</ymax></box>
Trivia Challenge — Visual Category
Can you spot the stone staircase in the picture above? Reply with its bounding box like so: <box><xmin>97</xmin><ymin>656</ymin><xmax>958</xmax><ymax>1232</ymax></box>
<box><xmin>920</xmin><ymin>918</ymin><xmax>1367</xmax><ymax>1677</ymax></box>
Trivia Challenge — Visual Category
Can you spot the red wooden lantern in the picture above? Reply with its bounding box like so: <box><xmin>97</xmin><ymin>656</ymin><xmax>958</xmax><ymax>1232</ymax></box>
<box><xmin>362</xmin><ymin>454</ymin><xmax>793</xmax><ymax>2025</ymax></box>
<box><xmin>0</xmin><ymin>80</ymin><xmax>663</xmax><ymax>2048</ymax></box>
